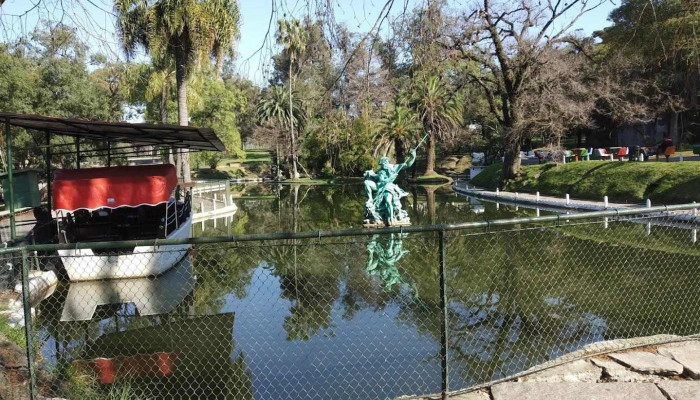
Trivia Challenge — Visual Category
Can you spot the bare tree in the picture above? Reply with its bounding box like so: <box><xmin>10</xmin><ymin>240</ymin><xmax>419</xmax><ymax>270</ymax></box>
<box><xmin>444</xmin><ymin>0</ymin><xmax>606</xmax><ymax>181</ymax></box>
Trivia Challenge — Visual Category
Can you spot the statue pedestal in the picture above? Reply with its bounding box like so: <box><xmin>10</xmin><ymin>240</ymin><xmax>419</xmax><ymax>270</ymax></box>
<box><xmin>363</xmin><ymin>218</ymin><xmax>411</xmax><ymax>228</ymax></box>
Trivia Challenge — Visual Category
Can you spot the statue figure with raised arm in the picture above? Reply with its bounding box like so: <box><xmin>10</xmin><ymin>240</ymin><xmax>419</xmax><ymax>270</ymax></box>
<box><xmin>363</xmin><ymin>135</ymin><xmax>426</xmax><ymax>226</ymax></box>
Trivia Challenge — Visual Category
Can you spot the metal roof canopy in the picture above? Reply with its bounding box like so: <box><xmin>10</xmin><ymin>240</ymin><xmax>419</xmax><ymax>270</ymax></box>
<box><xmin>0</xmin><ymin>112</ymin><xmax>225</xmax><ymax>152</ymax></box>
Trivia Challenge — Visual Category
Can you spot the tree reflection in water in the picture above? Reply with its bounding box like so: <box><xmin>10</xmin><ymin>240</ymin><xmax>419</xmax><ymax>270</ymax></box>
<box><xmin>32</xmin><ymin>184</ymin><xmax>700</xmax><ymax>400</ymax></box>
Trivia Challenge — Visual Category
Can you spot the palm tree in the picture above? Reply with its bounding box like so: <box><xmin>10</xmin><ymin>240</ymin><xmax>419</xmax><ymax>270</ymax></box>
<box><xmin>377</xmin><ymin>96</ymin><xmax>420</xmax><ymax>162</ymax></box>
<box><xmin>257</xmin><ymin>85</ymin><xmax>306</xmax><ymax>178</ymax></box>
<box><xmin>411</xmin><ymin>75</ymin><xmax>463</xmax><ymax>176</ymax></box>
<box><xmin>276</xmin><ymin>19</ymin><xmax>308</xmax><ymax>180</ymax></box>
<box><xmin>115</xmin><ymin>0</ymin><xmax>240</xmax><ymax>182</ymax></box>
<box><xmin>144</xmin><ymin>61</ymin><xmax>175</xmax><ymax>163</ymax></box>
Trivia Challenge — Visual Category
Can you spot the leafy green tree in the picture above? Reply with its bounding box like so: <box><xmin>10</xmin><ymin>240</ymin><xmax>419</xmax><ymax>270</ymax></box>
<box><xmin>257</xmin><ymin>85</ymin><xmax>306</xmax><ymax>177</ymax></box>
<box><xmin>378</xmin><ymin>95</ymin><xmax>421</xmax><ymax>162</ymax></box>
<box><xmin>276</xmin><ymin>19</ymin><xmax>309</xmax><ymax>179</ymax></box>
<box><xmin>596</xmin><ymin>0</ymin><xmax>700</xmax><ymax>143</ymax></box>
<box><xmin>191</xmin><ymin>76</ymin><xmax>247</xmax><ymax>168</ymax></box>
<box><xmin>115</xmin><ymin>0</ymin><xmax>241</xmax><ymax>182</ymax></box>
<box><xmin>410</xmin><ymin>75</ymin><xmax>463</xmax><ymax>176</ymax></box>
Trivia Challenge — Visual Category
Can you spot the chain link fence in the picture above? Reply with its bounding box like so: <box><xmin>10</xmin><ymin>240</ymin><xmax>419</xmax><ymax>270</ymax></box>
<box><xmin>1</xmin><ymin>204</ymin><xmax>698</xmax><ymax>400</ymax></box>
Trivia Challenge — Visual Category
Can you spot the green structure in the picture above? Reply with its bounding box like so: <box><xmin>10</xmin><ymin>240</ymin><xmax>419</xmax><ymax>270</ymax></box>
<box><xmin>363</xmin><ymin>139</ymin><xmax>424</xmax><ymax>226</ymax></box>
<box><xmin>0</xmin><ymin>169</ymin><xmax>41</xmax><ymax>209</ymax></box>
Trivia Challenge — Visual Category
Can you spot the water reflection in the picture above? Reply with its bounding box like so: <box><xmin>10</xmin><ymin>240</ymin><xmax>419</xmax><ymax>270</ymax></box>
<box><xmin>38</xmin><ymin>256</ymin><xmax>253</xmax><ymax>400</ymax></box>
<box><xmin>366</xmin><ymin>233</ymin><xmax>412</xmax><ymax>292</ymax></box>
<box><xmin>31</xmin><ymin>184</ymin><xmax>700</xmax><ymax>400</ymax></box>
<box><xmin>192</xmin><ymin>182</ymin><xmax>548</xmax><ymax>236</ymax></box>
<box><xmin>59</xmin><ymin>256</ymin><xmax>195</xmax><ymax>321</ymax></box>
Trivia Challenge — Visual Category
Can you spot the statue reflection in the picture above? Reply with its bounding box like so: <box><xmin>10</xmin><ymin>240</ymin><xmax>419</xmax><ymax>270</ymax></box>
<box><xmin>366</xmin><ymin>233</ymin><xmax>412</xmax><ymax>292</ymax></box>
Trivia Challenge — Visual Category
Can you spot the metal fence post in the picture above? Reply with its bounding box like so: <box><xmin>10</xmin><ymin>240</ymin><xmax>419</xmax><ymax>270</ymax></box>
<box><xmin>20</xmin><ymin>248</ymin><xmax>37</xmax><ymax>400</ymax></box>
<box><xmin>438</xmin><ymin>230</ymin><xmax>449</xmax><ymax>400</ymax></box>
<box><xmin>6</xmin><ymin>117</ymin><xmax>16</xmax><ymax>241</ymax></box>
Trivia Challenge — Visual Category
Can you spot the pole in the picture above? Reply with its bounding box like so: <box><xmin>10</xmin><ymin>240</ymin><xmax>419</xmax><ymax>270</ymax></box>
<box><xmin>107</xmin><ymin>141</ymin><xmax>112</xmax><ymax>167</ymax></box>
<box><xmin>75</xmin><ymin>138</ymin><xmax>81</xmax><ymax>169</ymax></box>
<box><xmin>438</xmin><ymin>230</ymin><xmax>449</xmax><ymax>400</ymax></box>
<box><xmin>6</xmin><ymin>118</ymin><xmax>16</xmax><ymax>240</ymax></box>
<box><xmin>20</xmin><ymin>248</ymin><xmax>37</xmax><ymax>400</ymax></box>
<box><xmin>45</xmin><ymin>131</ymin><xmax>52</xmax><ymax>210</ymax></box>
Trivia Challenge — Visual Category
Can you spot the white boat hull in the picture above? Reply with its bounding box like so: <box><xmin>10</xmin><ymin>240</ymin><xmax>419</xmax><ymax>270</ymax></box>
<box><xmin>58</xmin><ymin>217</ymin><xmax>192</xmax><ymax>281</ymax></box>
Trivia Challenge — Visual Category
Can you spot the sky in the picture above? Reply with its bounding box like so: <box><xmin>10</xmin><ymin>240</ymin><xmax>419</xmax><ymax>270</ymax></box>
<box><xmin>0</xmin><ymin>0</ymin><xmax>618</xmax><ymax>85</ymax></box>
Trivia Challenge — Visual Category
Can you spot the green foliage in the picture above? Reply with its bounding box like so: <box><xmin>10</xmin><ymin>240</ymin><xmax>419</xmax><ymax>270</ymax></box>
<box><xmin>597</xmin><ymin>0</ymin><xmax>700</xmax><ymax>116</ymax></box>
<box><xmin>257</xmin><ymin>86</ymin><xmax>305</xmax><ymax>131</ymax></box>
<box><xmin>410</xmin><ymin>74</ymin><xmax>465</xmax><ymax>174</ymax></box>
<box><xmin>276</xmin><ymin>19</ymin><xmax>309</xmax><ymax>69</ymax></box>
<box><xmin>0</xmin><ymin>23</ymin><xmax>144</xmax><ymax>169</ymax></box>
<box><xmin>58</xmin><ymin>364</ymin><xmax>151</xmax><ymax>400</ymax></box>
<box><xmin>303</xmin><ymin>113</ymin><xmax>375</xmax><ymax>177</ymax></box>
<box><xmin>190</xmin><ymin>75</ymin><xmax>248</xmax><ymax>167</ymax></box>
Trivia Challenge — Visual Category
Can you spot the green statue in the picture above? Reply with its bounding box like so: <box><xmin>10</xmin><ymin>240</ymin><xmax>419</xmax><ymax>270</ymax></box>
<box><xmin>363</xmin><ymin>136</ymin><xmax>426</xmax><ymax>226</ymax></box>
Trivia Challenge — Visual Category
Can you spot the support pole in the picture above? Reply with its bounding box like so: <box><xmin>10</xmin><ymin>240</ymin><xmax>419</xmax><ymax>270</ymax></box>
<box><xmin>5</xmin><ymin>118</ymin><xmax>16</xmax><ymax>240</ymax></box>
<box><xmin>646</xmin><ymin>199</ymin><xmax>652</xmax><ymax>236</ymax></box>
<box><xmin>20</xmin><ymin>248</ymin><xmax>37</xmax><ymax>400</ymax></box>
<box><xmin>225</xmin><ymin>180</ymin><xmax>232</xmax><ymax>207</ymax></box>
<box><xmin>107</xmin><ymin>141</ymin><xmax>112</xmax><ymax>167</ymax></box>
<box><xmin>438</xmin><ymin>230</ymin><xmax>449</xmax><ymax>400</ymax></box>
<box><xmin>45</xmin><ymin>132</ymin><xmax>51</xmax><ymax>210</ymax></box>
<box><xmin>75</xmin><ymin>138</ymin><xmax>81</xmax><ymax>169</ymax></box>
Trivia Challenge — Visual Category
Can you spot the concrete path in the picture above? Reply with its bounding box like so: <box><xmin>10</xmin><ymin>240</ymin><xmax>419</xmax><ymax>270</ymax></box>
<box><xmin>412</xmin><ymin>339</ymin><xmax>700</xmax><ymax>400</ymax></box>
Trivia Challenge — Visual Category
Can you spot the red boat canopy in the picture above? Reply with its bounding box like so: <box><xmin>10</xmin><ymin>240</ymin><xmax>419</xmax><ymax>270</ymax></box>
<box><xmin>53</xmin><ymin>164</ymin><xmax>178</xmax><ymax>212</ymax></box>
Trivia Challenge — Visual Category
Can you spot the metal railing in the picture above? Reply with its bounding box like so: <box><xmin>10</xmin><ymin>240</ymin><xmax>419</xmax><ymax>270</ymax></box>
<box><xmin>0</xmin><ymin>203</ymin><xmax>698</xmax><ymax>400</ymax></box>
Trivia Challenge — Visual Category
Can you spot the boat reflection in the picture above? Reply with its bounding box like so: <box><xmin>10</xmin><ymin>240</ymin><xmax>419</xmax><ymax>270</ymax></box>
<box><xmin>59</xmin><ymin>255</ymin><xmax>195</xmax><ymax>321</ymax></box>
<box><xmin>38</xmin><ymin>254</ymin><xmax>253</xmax><ymax>399</ymax></box>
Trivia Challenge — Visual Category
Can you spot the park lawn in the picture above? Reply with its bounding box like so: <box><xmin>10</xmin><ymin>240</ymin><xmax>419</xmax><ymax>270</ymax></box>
<box><xmin>195</xmin><ymin>149</ymin><xmax>274</xmax><ymax>180</ymax></box>
<box><xmin>471</xmin><ymin>161</ymin><xmax>700</xmax><ymax>204</ymax></box>
<box><xmin>411</xmin><ymin>173</ymin><xmax>453</xmax><ymax>184</ymax></box>
<box><xmin>221</xmin><ymin>149</ymin><xmax>272</xmax><ymax>166</ymax></box>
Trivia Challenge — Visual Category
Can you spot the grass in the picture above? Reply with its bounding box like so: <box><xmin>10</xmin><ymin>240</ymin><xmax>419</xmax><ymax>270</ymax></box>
<box><xmin>0</xmin><ymin>314</ymin><xmax>26</xmax><ymax>348</ymax></box>
<box><xmin>221</xmin><ymin>149</ymin><xmax>272</xmax><ymax>165</ymax></box>
<box><xmin>471</xmin><ymin>161</ymin><xmax>700</xmax><ymax>204</ymax></box>
<box><xmin>59</xmin><ymin>367</ymin><xmax>150</xmax><ymax>400</ymax></box>
<box><xmin>195</xmin><ymin>149</ymin><xmax>273</xmax><ymax>180</ymax></box>
<box><xmin>453</xmin><ymin>156</ymin><xmax>472</xmax><ymax>174</ymax></box>
<box><xmin>411</xmin><ymin>173</ymin><xmax>453</xmax><ymax>183</ymax></box>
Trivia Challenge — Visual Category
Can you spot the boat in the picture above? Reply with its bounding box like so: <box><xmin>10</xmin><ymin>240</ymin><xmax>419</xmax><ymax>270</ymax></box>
<box><xmin>53</xmin><ymin>164</ymin><xmax>192</xmax><ymax>281</ymax></box>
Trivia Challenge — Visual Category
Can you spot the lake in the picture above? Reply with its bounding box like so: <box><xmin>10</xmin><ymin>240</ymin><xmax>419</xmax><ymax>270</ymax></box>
<box><xmin>35</xmin><ymin>183</ymin><xmax>700</xmax><ymax>400</ymax></box>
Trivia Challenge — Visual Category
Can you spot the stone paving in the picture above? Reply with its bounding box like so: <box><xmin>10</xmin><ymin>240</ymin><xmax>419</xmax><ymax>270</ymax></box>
<box><xmin>415</xmin><ymin>340</ymin><xmax>700</xmax><ymax>400</ymax></box>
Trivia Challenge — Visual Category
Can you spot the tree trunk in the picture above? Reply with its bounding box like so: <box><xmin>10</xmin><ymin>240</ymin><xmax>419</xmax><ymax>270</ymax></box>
<box><xmin>669</xmin><ymin>112</ymin><xmax>679</xmax><ymax>145</ymax></box>
<box><xmin>424</xmin><ymin>129</ymin><xmax>436</xmax><ymax>176</ymax></box>
<box><xmin>424</xmin><ymin>186</ymin><xmax>436</xmax><ymax>224</ymax></box>
<box><xmin>175</xmin><ymin>57</ymin><xmax>191</xmax><ymax>182</ymax></box>
<box><xmin>394</xmin><ymin>137</ymin><xmax>405</xmax><ymax>163</ymax></box>
<box><xmin>289</xmin><ymin>63</ymin><xmax>299</xmax><ymax>179</ymax></box>
<box><xmin>160</xmin><ymin>82</ymin><xmax>176</xmax><ymax>166</ymax></box>
<box><xmin>501</xmin><ymin>135</ymin><xmax>521</xmax><ymax>184</ymax></box>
